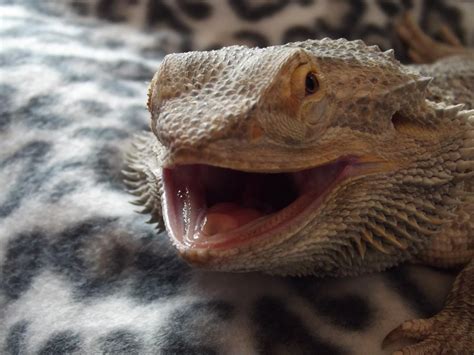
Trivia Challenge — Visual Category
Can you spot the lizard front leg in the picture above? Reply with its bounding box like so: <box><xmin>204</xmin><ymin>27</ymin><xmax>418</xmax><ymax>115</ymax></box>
<box><xmin>383</xmin><ymin>199</ymin><xmax>474</xmax><ymax>354</ymax></box>
<box><xmin>383</xmin><ymin>258</ymin><xmax>473</xmax><ymax>354</ymax></box>
<box><xmin>381</xmin><ymin>13</ymin><xmax>474</xmax><ymax>354</ymax></box>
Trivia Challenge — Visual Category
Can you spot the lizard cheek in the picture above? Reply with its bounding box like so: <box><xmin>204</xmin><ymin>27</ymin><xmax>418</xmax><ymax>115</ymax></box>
<box><xmin>301</xmin><ymin>99</ymin><xmax>333</xmax><ymax>140</ymax></box>
<box><xmin>306</xmin><ymin>98</ymin><xmax>328</xmax><ymax>124</ymax></box>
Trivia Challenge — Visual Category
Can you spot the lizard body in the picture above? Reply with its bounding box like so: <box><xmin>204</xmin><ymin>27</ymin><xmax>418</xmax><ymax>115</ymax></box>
<box><xmin>124</xmin><ymin>17</ymin><xmax>473</xmax><ymax>354</ymax></box>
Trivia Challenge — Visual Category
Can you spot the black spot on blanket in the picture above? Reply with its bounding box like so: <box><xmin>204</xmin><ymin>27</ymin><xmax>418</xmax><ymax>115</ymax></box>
<box><xmin>0</xmin><ymin>141</ymin><xmax>51</xmax><ymax>218</ymax></box>
<box><xmin>358</xmin><ymin>24</ymin><xmax>391</xmax><ymax>47</ymax></box>
<box><xmin>385</xmin><ymin>266</ymin><xmax>439</xmax><ymax>318</ymax></box>
<box><xmin>88</xmin><ymin>145</ymin><xmax>125</xmax><ymax>189</ymax></box>
<box><xmin>252</xmin><ymin>296</ymin><xmax>346</xmax><ymax>355</ymax></box>
<box><xmin>177</xmin><ymin>0</ymin><xmax>213</xmax><ymax>20</ymax></box>
<box><xmin>48</xmin><ymin>181</ymin><xmax>79</xmax><ymax>203</ymax></box>
<box><xmin>401</xmin><ymin>0</ymin><xmax>413</xmax><ymax>9</ymax></box>
<box><xmin>282</xmin><ymin>25</ymin><xmax>318</xmax><ymax>44</ymax></box>
<box><xmin>49</xmin><ymin>217</ymin><xmax>121</xmax><ymax>298</ymax></box>
<box><xmin>157</xmin><ymin>300</ymin><xmax>234</xmax><ymax>354</ymax></box>
<box><xmin>100</xmin><ymin>79</ymin><xmax>138</xmax><ymax>97</ymax></box>
<box><xmin>42</xmin><ymin>55</ymin><xmax>94</xmax><ymax>82</ymax></box>
<box><xmin>377</xmin><ymin>0</ymin><xmax>402</xmax><ymax>16</ymax></box>
<box><xmin>96</xmin><ymin>0</ymin><xmax>125</xmax><ymax>22</ymax></box>
<box><xmin>38</xmin><ymin>331</ymin><xmax>82</xmax><ymax>355</ymax></box>
<box><xmin>4</xmin><ymin>321</ymin><xmax>28</xmax><ymax>355</ymax></box>
<box><xmin>228</xmin><ymin>0</ymin><xmax>291</xmax><ymax>21</ymax></box>
<box><xmin>0</xmin><ymin>84</ymin><xmax>16</xmax><ymax>131</ymax></box>
<box><xmin>145</xmin><ymin>0</ymin><xmax>191</xmax><ymax>33</ymax></box>
<box><xmin>1</xmin><ymin>232</ymin><xmax>48</xmax><ymax>299</ymax></box>
<box><xmin>99</xmin><ymin>330</ymin><xmax>143</xmax><ymax>355</ymax></box>
<box><xmin>17</xmin><ymin>95</ymin><xmax>69</xmax><ymax>130</ymax></box>
<box><xmin>109</xmin><ymin>60</ymin><xmax>155</xmax><ymax>81</ymax></box>
<box><xmin>289</xmin><ymin>277</ymin><xmax>374</xmax><ymax>331</ymax></box>
<box><xmin>0</xmin><ymin>141</ymin><xmax>51</xmax><ymax>168</ymax></box>
<box><xmin>73</xmin><ymin>127</ymin><xmax>129</xmax><ymax>140</ymax></box>
<box><xmin>2</xmin><ymin>218</ymin><xmax>189</xmax><ymax>302</ymax></box>
<box><xmin>70</xmin><ymin>0</ymin><xmax>90</xmax><ymax>15</ymax></box>
<box><xmin>131</xmin><ymin>235</ymin><xmax>191</xmax><ymax>302</ymax></box>
<box><xmin>313</xmin><ymin>294</ymin><xmax>373</xmax><ymax>330</ymax></box>
<box><xmin>121</xmin><ymin>105</ymin><xmax>149</xmax><ymax>131</ymax></box>
<box><xmin>78</xmin><ymin>99</ymin><xmax>111</xmax><ymax>116</ymax></box>
<box><xmin>233</xmin><ymin>31</ymin><xmax>269</xmax><ymax>48</ymax></box>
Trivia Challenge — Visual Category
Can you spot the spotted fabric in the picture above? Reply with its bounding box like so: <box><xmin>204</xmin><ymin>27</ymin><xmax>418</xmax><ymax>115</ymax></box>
<box><xmin>61</xmin><ymin>0</ymin><xmax>474</xmax><ymax>61</ymax></box>
<box><xmin>0</xmin><ymin>1</ymin><xmax>469</xmax><ymax>354</ymax></box>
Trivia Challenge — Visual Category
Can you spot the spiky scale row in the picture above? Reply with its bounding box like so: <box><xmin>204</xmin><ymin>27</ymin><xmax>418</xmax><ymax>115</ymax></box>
<box><xmin>123</xmin><ymin>133</ymin><xmax>164</xmax><ymax>229</ymax></box>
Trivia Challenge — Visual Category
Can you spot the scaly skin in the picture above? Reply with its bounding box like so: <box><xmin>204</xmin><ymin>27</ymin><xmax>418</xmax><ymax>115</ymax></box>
<box><xmin>124</xmin><ymin>15</ymin><xmax>473</xmax><ymax>354</ymax></box>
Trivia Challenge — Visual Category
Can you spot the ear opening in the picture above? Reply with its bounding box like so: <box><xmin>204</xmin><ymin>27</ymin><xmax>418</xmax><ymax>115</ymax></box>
<box><xmin>391</xmin><ymin>111</ymin><xmax>411</xmax><ymax>131</ymax></box>
<box><xmin>391</xmin><ymin>107</ymin><xmax>441</xmax><ymax>139</ymax></box>
<box><xmin>391</xmin><ymin>111</ymin><xmax>429</xmax><ymax>134</ymax></box>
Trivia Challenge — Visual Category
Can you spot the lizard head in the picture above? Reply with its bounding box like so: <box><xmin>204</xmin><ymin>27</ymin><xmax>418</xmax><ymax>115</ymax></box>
<box><xmin>142</xmin><ymin>38</ymin><xmax>473</xmax><ymax>276</ymax></box>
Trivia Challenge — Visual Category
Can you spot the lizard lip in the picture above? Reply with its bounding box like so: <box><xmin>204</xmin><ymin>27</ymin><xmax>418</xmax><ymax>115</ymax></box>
<box><xmin>162</xmin><ymin>157</ymin><xmax>355</xmax><ymax>251</ymax></box>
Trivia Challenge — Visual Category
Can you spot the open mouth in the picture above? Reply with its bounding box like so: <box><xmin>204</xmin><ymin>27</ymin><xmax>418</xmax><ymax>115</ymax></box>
<box><xmin>162</xmin><ymin>158</ymin><xmax>355</xmax><ymax>250</ymax></box>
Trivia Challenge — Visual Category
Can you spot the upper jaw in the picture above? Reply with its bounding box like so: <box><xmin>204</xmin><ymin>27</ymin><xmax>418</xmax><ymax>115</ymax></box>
<box><xmin>154</xmin><ymin>112</ymin><xmax>400</xmax><ymax>173</ymax></box>
<box><xmin>158</xmin><ymin>137</ymin><xmax>392</xmax><ymax>173</ymax></box>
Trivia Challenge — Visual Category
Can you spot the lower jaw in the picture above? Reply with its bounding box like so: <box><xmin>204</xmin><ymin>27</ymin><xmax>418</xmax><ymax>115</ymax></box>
<box><xmin>163</xmin><ymin>157</ymin><xmax>356</xmax><ymax>251</ymax></box>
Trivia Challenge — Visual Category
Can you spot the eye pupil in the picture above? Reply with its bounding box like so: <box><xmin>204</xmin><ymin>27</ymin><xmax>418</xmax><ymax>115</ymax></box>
<box><xmin>305</xmin><ymin>72</ymin><xmax>319</xmax><ymax>95</ymax></box>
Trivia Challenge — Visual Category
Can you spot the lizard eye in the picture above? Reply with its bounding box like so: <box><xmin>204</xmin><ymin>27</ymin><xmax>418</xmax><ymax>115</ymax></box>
<box><xmin>305</xmin><ymin>72</ymin><xmax>319</xmax><ymax>95</ymax></box>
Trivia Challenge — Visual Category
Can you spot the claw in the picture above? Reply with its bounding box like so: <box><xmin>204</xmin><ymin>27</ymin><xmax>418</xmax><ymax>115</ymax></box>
<box><xmin>396</xmin><ymin>10</ymin><xmax>471</xmax><ymax>63</ymax></box>
<box><xmin>439</xmin><ymin>24</ymin><xmax>462</xmax><ymax>47</ymax></box>
<box><xmin>382</xmin><ymin>319</ymin><xmax>433</xmax><ymax>349</ymax></box>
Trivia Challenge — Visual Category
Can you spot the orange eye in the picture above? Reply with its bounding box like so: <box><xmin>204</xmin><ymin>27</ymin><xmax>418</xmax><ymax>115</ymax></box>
<box><xmin>290</xmin><ymin>63</ymin><xmax>321</xmax><ymax>100</ymax></box>
<box><xmin>305</xmin><ymin>72</ymin><xmax>319</xmax><ymax>95</ymax></box>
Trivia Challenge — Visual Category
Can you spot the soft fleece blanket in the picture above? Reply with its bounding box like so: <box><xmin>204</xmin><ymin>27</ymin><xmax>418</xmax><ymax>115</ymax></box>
<box><xmin>0</xmin><ymin>2</ymin><xmax>468</xmax><ymax>354</ymax></box>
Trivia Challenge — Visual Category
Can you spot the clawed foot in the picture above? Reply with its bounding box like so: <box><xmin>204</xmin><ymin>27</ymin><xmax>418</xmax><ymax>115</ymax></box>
<box><xmin>395</xmin><ymin>12</ymin><xmax>471</xmax><ymax>63</ymax></box>
<box><xmin>383</xmin><ymin>307</ymin><xmax>474</xmax><ymax>354</ymax></box>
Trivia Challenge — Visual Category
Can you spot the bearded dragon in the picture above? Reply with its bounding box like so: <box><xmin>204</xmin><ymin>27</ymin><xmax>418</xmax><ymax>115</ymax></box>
<box><xmin>124</xmin><ymin>14</ymin><xmax>473</xmax><ymax>354</ymax></box>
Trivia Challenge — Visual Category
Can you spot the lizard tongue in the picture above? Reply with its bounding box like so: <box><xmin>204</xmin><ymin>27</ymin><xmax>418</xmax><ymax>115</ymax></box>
<box><xmin>199</xmin><ymin>203</ymin><xmax>263</xmax><ymax>236</ymax></box>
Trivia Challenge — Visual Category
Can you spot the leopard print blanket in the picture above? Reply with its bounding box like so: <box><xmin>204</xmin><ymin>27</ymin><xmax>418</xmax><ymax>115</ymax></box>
<box><xmin>0</xmin><ymin>1</ymin><xmax>471</xmax><ymax>354</ymax></box>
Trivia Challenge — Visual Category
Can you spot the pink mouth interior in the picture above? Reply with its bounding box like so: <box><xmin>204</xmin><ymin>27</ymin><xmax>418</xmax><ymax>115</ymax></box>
<box><xmin>162</xmin><ymin>159</ymin><xmax>352</xmax><ymax>249</ymax></box>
